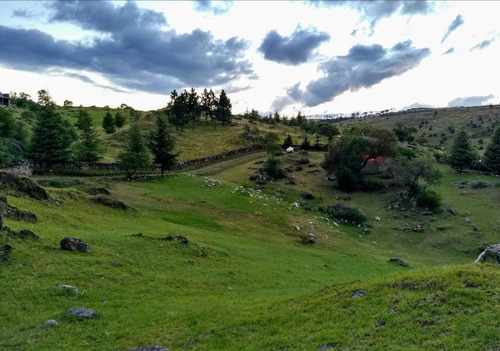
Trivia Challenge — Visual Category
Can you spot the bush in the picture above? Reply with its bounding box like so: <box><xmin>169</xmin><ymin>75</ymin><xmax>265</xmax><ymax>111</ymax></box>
<box><xmin>360</xmin><ymin>179</ymin><xmax>384</xmax><ymax>192</ymax></box>
<box><xmin>327</xmin><ymin>205</ymin><xmax>366</xmax><ymax>224</ymax></box>
<box><xmin>335</xmin><ymin>167</ymin><xmax>359</xmax><ymax>192</ymax></box>
<box><xmin>416</xmin><ymin>189</ymin><xmax>441</xmax><ymax>212</ymax></box>
<box><xmin>264</xmin><ymin>157</ymin><xmax>282</xmax><ymax>178</ymax></box>
<box><xmin>397</xmin><ymin>147</ymin><xmax>416</xmax><ymax>159</ymax></box>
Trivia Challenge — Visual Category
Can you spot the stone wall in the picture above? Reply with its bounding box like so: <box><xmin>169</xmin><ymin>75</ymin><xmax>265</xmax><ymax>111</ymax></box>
<box><xmin>0</xmin><ymin>144</ymin><xmax>264</xmax><ymax>175</ymax></box>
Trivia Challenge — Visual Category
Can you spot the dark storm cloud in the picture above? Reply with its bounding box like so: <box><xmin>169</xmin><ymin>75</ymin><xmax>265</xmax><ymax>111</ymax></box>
<box><xmin>448</xmin><ymin>95</ymin><xmax>494</xmax><ymax>107</ymax></box>
<box><xmin>193</xmin><ymin>0</ymin><xmax>233</xmax><ymax>15</ymax></box>
<box><xmin>49</xmin><ymin>0</ymin><xmax>167</xmax><ymax>32</ymax></box>
<box><xmin>441</xmin><ymin>15</ymin><xmax>464</xmax><ymax>43</ymax></box>
<box><xmin>470</xmin><ymin>38</ymin><xmax>495</xmax><ymax>51</ymax></box>
<box><xmin>0</xmin><ymin>1</ymin><xmax>253</xmax><ymax>94</ymax></box>
<box><xmin>279</xmin><ymin>40</ymin><xmax>429</xmax><ymax>107</ymax></box>
<box><xmin>259</xmin><ymin>27</ymin><xmax>330</xmax><ymax>65</ymax></box>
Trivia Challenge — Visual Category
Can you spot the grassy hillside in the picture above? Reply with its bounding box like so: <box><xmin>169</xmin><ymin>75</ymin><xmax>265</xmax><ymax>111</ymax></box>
<box><xmin>2</xmin><ymin>146</ymin><xmax>500</xmax><ymax>350</ymax></box>
<box><xmin>337</xmin><ymin>105</ymin><xmax>500</xmax><ymax>151</ymax></box>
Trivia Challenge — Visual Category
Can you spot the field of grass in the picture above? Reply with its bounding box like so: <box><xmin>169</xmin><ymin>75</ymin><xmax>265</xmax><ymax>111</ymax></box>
<box><xmin>2</xmin><ymin>145</ymin><xmax>500</xmax><ymax>350</ymax></box>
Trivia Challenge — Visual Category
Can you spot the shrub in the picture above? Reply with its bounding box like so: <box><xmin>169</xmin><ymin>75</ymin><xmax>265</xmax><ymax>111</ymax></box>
<box><xmin>360</xmin><ymin>179</ymin><xmax>384</xmax><ymax>192</ymax></box>
<box><xmin>327</xmin><ymin>205</ymin><xmax>366</xmax><ymax>224</ymax></box>
<box><xmin>265</xmin><ymin>157</ymin><xmax>282</xmax><ymax>178</ymax></box>
<box><xmin>416</xmin><ymin>189</ymin><xmax>441</xmax><ymax>212</ymax></box>
<box><xmin>335</xmin><ymin>167</ymin><xmax>359</xmax><ymax>192</ymax></box>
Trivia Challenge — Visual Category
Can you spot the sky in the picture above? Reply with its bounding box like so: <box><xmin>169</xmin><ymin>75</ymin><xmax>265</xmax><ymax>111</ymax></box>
<box><xmin>0</xmin><ymin>0</ymin><xmax>499</xmax><ymax>116</ymax></box>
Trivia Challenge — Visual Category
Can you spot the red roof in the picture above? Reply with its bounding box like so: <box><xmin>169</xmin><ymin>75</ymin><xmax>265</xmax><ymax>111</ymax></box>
<box><xmin>363</xmin><ymin>155</ymin><xmax>388</xmax><ymax>163</ymax></box>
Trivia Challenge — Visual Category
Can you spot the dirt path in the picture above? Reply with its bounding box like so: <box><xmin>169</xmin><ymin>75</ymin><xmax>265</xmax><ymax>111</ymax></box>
<box><xmin>179</xmin><ymin>150</ymin><xmax>266</xmax><ymax>175</ymax></box>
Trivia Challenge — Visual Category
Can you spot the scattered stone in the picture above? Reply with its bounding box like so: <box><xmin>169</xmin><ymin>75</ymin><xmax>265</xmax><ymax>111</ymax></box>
<box><xmin>92</xmin><ymin>196</ymin><xmax>130</xmax><ymax>211</ymax></box>
<box><xmin>301</xmin><ymin>191</ymin><xmax>314</xmax><ymax>200</ymax></box>
<box><xmin>57</xmin><ymin>284</ymin><xmax>80</xmax><ymax>294</ymax></box>
<box><xmin>60</xmin><ymin>237</ymin><xmax>92</xmax><ymax>253</ymax></box>
<box><xmin>472</xmin><ymin>181</ymin><xmax>490</xmax><ymax>189</ymax></box>
<box><xmin>0</xmin><ymin>243</ymin><xmax>13</xmax><ymax>262</ymax></box>
<box><xmin>318</xmin><ymin>344</ymin><xmax>336</xmax><ymax>351</ymax></box>
<box><xmin>19</xmin><ymin>229</ymin><xmax>38</xmax><ymax>240</ymax></box>
<box><xmin>177</xmin><ymin>236</ymin><xmax>188</xmax><ymax>244</ymax></box>
<box><xmin>111</xmin><ymin>260</ymin><xmax>122</xmax><ymax>267</ymax></box>
<box><xmin>446</xmin><ymin>207</ymin><xmax>456</xmax><ymax>215</ymax></box>
<box><xmin>188</xmin><ymin>259</ymin><xmax>194</xmax><ymax>264</ymax></box>
<box><xmin>121</xmin><ymin>346</ymin><xmax>169</xmax><ymax>351</ymax></box>
<box><xmin>0</xmin><ymin>171</ymin><xmax>51</xmax><ymax>200</ymax></box>
<box><xmin>131</xmin><ymin>233</ymin><xmax>144</xmax><ymax>237</ymax></box>
<box><xmin>296</xmin><ymin>158</ymin><xmax>309</xmax><ymax>165</ymax></box>
<box><xmin>295</xmin><ymin>226</ymin><xmax>300</xmax><ymax>231</ymax></box>
<box><xmin>374</xmin><ymin>216</ymin><xmax>381</xmax><ymax>221</ymax></box>
<box><xmin>437</xmin><ymin>225</ymin><xmax>452</xmax><ymax>231</ymax></box>
<box><xmin>342</xmin><ymin>194</ymin><xmax>351</xmax><ymax>201</ymax></box>
<box><xmin>413</xmin><ymin>225</ymin><xmax>424</xmax><ymax>233</ymax></box>
<box><xmin>465</xmin><ymin>217</ymin><xmax>470</xmax><ymax>223</ymax></box>
<box><xmin>42</xmin><ymin>319</ymin><xmax>58</xmax><ymax>327</ymax></box>
<box><xmin>159</xmin><ymin>235</ymin><xmax>173</xmax><ymax>241</ymax></box>
<box><xmin>294</xmin><ymin>165</ymin><xmax>303</xmax><ymax>172</ymax></box>
<box><xmin>4</xmin><ymin>201</ymin><xmax>37</xmax><ymax>223</ymax></box>
<box><xmin>389</xmin><ymin>257</ymin><xmax>408</xmax><ymax>267</ymax></box>
<box><xmin>87</xmin><ymin>187</ymin><xmax>111</xmax><ymax>196</ymax></box>
<box><xmin>64</xmin><ymin>307</ymin><xmax>96</xmax><ymax>319</ymax></box>
<box><xmin>285</xmin><ymin>179</ymin><xmax>295</xmax><ymax>185</ymax></box>
<box><xmin>308</xmin><ymin>233</ymin><xmax>316</xmax><ymax>244</ymax></box>
<box><xmin>473</xmin><ymin>226</ymin><xmax>481</xmax><ymax>232</ymax></box>
<box><xmin>376</xmin><ymin>320</ymin><xmax>386</xmax><ymax>327</ymax></box>
<box><xmin>475</xmin><ymin>244</ymin><xmax>500</xmax><ymax>263</ymax></box>
<box><xmin>351</xmin><ymin>290</ymin><xmax>365</xmax><ymax>299</ymax></box>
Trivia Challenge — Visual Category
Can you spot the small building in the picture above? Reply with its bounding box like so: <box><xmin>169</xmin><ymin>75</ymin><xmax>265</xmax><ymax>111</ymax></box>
<box><xmin>363</xmin><ymin>155</ymin><xmax>388</xmax><ymax>174</ymax></box>
<box><xmin>0</xmin><ymin>92</ymin><xmax>11</xmax><ymax>107</ymax></box>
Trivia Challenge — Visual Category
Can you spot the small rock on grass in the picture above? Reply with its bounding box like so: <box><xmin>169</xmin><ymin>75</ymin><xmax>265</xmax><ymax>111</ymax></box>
<box><xmin>64</xmin><ymin>307</ymin><xmax>96</xmax><ymax>319</ymax></box>
<box><xmin>351</xmin><ymin>290</ymin><xmax>365</xmax><ymax>299</ymax></box>
<box><xmin>57</xmin><ymin>284</ymin><xmax>79</xmax><ymax>294</ymax></box>
<box><xmin>389</xmin><ymin>257</ymin><xmax>408</xmax><ymax>267</ymax></box>
<box><xmin>122</xmin><ymin>346</ymin><xmax>170</xmax><ymax>351</ymax></box>
<box><xmin>42</xmin><ymin>319</ymin><xmax>58</xmax><ymax>327</ymax></box>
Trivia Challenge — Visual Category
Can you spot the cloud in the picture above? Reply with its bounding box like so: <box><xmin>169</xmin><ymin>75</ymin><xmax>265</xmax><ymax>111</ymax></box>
<box><xmin>279</xmin><ymin>40</ymin><xmax>429</xmax><ymax>107</ymax></box>
<box><xmin>404</xmin><ymin>102</ymin><xmax>434</xmax><ymax>109</ymax></box>
<box><xmin>311</xmin><ymin>1</ymin><xmax>433</xmax><ymax>28</ymax></box>
<box><xmin>193</xmin><ymin>0</ymin><xmax>233</xmax><ymax>15</ymax></box>
<box><xmin>48</xmin><ymin>0</ymin><xmax>167</xmax><ymax>33</ymax></box>
<box><xmin>443</xmin><ymin>47</ymin><xmax>454</xmax><ymax>55</ymax></box>
<box><xmin>12</xmin><ymin>9</ymin><xmax>35</xmax><ymax>18</ymax></box>
<box><xmin>470</xmin><ymin>38</ymin><xmax>495</xmax><ymax>51</ymax></box>
<box><xmin>441</xmin><ymin>15</ymin><xmax>464</xmax><ymax>43</ymax></box>
<box><xmin>0</xmin><ymin>1</ymin><xmax>253</xmax><ymax>95</ymax></box>
<box><xmin>448</xmin><ymin>95</ymin><xmax>494</xmax><ymax>107</ymax></box>
<box><xmin>259</xmin><ymin>27</ymin><xmax>330</xmax><ymax>65</ymax></box>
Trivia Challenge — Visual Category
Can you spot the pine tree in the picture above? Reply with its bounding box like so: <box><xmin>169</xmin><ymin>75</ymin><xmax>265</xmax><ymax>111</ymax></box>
<box><xmin>102</xmin><ymin>111</ymin><xmax>116</xmax><ymax>134</ymax></box>
<box><xmin>30</xmin><ymin>106</ymin><xmax>75</xmax><ymax>166</ymax></box>
<box><xmin>449</xmin><ymin>128</ymin><xmax>476</xmax><ymax>172</ymax></box>
<box><xmin>73</xmin><ymin>113</ymin><xmax>101</xmax><ymax>162</ymax></box>
<box><xmin>148</xmin><ymin>115</ymin><xmax>177</xmax><ymax>177</ymax></box>
<box><xmin>117</xmin><ymin>123</ymin><xmax>151</xmax><ymax>179</ymax></box>
<box><xmin>114</xmin><ymin>112</ymin><xmax>126</xmax><ymax>128</ymax></box>
<box><xmin>283</xmin><ymin>134</ymin><xmax>294</xmax><ymax>148</ymax></box>
<box><xmin>484</xmin><ymin>127</ymin><xmax>500</xmax><ymax>173</ymax></box>
<box><xmin>216</xmin><ymin>90</ymin><xmax>232</xmax><ymax>126</ymax></box>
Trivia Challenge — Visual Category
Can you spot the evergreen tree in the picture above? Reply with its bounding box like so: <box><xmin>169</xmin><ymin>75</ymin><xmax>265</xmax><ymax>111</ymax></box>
<box><xmin>114</xmin><ymin>112</ymin><xmax>126</xmax><ymax>128</ymax></box>
<box><xmin>484</xmin><ymin>127</ymin><xmax>500</xmax><ymax>173</ymax></box>
<box><xmin>117</xmin><ymin>123</ymin><xmax>151</xmax><ymax>179</ymax></box>
<box><xmin>102</xmin><ymin>111</ymin><xmax>116</xmax><ymax>133</ymax></box>
<box><xmin>200</xmin><ymin>88</ymin><xmax>217</xmax><ymax>125</ymax></box>
<box><xmin>216</xmin><ymin>90</ymin><xmax>232</xmax><ymax>126</ymax></box>
<box><xmin>186</xmin><ymin>88</ymin><xmax>200</xmax><ymax>131</ymax></box>
<box><xmin>148</xmin><ymin>115</ymin><xmax>177</xmax><ymax>177</ymax></box>
<box><xmin>30</xmin><ymin>105</ymin><xmax>75</xmax><ymax>166</ymax></box>
<box><xmin>73</xmin><ymin>113</ymin><xmax>101</xmax><ymax>162</ymax></box>
<box><xmin>167</xmin><ymin>90</ymin><xmax>188</xmax><ymax>130</ymax></box>
<box><xmin>273</xmin><ymin>111</ymin><xmax>280</xmax><ymax>123</ymax></box>
<box><xmin>283</xmin><ymin>134</ymin><xmax>294</xmax><ymax>148</ymax></box>
<box><xmin>76</xmin><ymin>110</ymin><xmax>93</xmax><ymax>131</ymax></box>
<box><xmin>449</xmin><ymin>128</ymin><xmax>476</xmax><ymax>172</ymax></box>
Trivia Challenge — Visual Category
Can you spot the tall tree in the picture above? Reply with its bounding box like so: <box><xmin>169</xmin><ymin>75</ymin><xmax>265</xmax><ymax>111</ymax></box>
<box><xmin>73</xmin><ymin>112</ymin><xmax>101</xmax><ymax>162</ymax></box>
<box><xmin>30</xmin><ymin>105</ymin><xmax>76</xmax><ymax>166</ymax></box>
<box><xmin>484</xmin><ymin>127</ymin><xmax>500</xmax><ymax>174</ymax></box>
<box><xmin>449</xmin><ymin>128</ymin><xmax>476</xmax><ymax>172</ymax></box>
<box><xmin>216</xmin><ymin>90</ymin><xmax>232</xmax><ymax>126</ymax></box>
<box><xmin>148</xmin><ymin>115</ymin><xmax>177</xmax><ymax>177</ymax></box>
<box><xmin>167</xmin><ymin>90</ymin><xmax>188</xmax><ymax>130</ymax></box>
<box><xmin>102</xmin><ymin>111</ymin><xmax>116</xmax><ymax>134</ymax></box>
<box><xmin>186</xmin><ymin>88</ymin><xmax>200</xmax><ymax>131</ymax></box>
<box><xmin>37</xmin><ymin>89</ymin><xmax>54</xmax><ymax>107</ymax></box>
<box><xmin>117</xmin><ymin>123</ymin><xmax>151</xmax><ymax>179</ymax></box>
<box><xmin>114</xmin><ymin>111</ymin><xmax>126</xmax><ymax>128</ymax></box>
<box><xmin>200</xmin><ymin>88</ymin><xmax>217</xmax><ymax>125</ymax></box>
